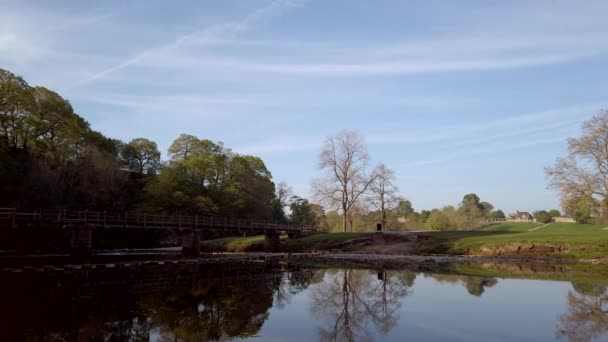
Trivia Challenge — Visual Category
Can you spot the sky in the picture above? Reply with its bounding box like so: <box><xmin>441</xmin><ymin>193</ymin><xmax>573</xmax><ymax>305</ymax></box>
<box><xmin>1</xmin><ymin>0</ymin><xmax>607</xmax><ymax>214</ymax></box>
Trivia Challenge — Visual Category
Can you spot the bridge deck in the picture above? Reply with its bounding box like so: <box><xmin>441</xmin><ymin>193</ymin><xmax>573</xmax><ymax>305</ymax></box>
<box><xmin>0</xmin><ymin>208</ymin><xmax>312</xmax><ymax>233</ymax></box>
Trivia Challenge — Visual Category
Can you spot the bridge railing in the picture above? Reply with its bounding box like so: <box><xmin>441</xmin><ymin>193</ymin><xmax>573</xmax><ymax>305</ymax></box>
<box><xmin>0</xmin><ymin>208</ymin><xmax>313</xmax><ymax>232</ymax></box>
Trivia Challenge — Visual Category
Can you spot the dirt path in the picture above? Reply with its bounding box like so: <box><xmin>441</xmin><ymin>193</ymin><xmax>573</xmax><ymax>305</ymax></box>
<box><xmin>528</xmin><ymin>223</ymin><xmax>552</xmax><ymax>231</ymax></box>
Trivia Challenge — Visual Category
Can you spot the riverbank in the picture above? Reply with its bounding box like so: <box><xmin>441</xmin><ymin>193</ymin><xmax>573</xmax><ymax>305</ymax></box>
<box><xmin>202</xmin><ymin>222</ymin><xmax>608</xmax><ymax>264</ymax></box>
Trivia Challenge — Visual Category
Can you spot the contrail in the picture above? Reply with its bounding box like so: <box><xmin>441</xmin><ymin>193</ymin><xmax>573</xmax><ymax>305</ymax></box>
<box><xmin>62</xmin><ymin>0</ymin><xmax>301</xmax><ymax>91</ymax></box>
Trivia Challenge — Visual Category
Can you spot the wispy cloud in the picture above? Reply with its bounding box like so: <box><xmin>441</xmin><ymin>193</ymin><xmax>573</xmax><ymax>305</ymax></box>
<box><xmin>237</xmin><ymin>103</ymin><xmax>599</xmax><ymax>156</ymax></box>
<box><xmin>408</xmin><ymin>136</ymin><xmax>566</xmax><ymax>166</ymax></box>
<box><xmin>63</xmin><ymin>0</ymin><xmax>302</xmax><ymax>90</ymax></box>
<box><xmin>199</xmin><ymin>53</ymin><xmax>585</xmax><ymax>77</ymax></box>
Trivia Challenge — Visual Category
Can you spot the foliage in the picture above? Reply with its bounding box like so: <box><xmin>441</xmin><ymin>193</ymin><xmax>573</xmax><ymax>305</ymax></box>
<box><xmin>548</xmin><ymin>209</ymin><xmax>562</xmax><ymax>217</ymax></box>
<box><xmin>546</xmin><ymin>110</ymin><xmax>608</xmax><ymax>223</ymax></box>
<box><xmin>426</xmin><ymin>209</ymin><xmax>452</xmax><ymax>231</ymax></box>
<box><xmin>0</xmin><ymin>68</ymin><xmax>137</xmax><ymax>209</ymax></box>
<box><xmin>562</xmin><ymin>195</ymin><xmax>599</xmax><ymax>223</ymax></box>
<box><xmin>142</xmin><ymin>135</ymin><xmax>281</xmax><ymax>219</ymax></box>
<box><xmin>489</xmin><ymin>210</ymin><xmax>506</xmax><ymax>219</ymax></box>
<box><xmin>533</xmin><ymin>210</ymin><xmax>553</xmax><ymax>224</ymax></box>
<box><xmin>460</xmin><ymin>194</ymin><xmax>485</xmax><ymax>228</ymax></box>
<box><xmin>0</xmin><ymin>68</ymin><xmax>285</xmax><ymax>219</ymax></box>
<box><xmin>396</xmin><ymin>200</ymin><xmax>414</xmax><ymax>218</ymax></box>
<box><xmin>119</xmin><ymin>138</ymin><xmax>161</xmax><ymax>175</ymax></box>
<box><xmin>290</xmin><ymin>196</ymin><xmax>327</xmax><ymax>227</ymax></box>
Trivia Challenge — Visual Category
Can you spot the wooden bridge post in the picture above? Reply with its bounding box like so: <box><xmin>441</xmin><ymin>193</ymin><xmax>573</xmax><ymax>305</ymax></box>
<box><xmin>69</xmin><ymin>225</ymin><xmax>93</xmax><ymax>259</ymax></box>
<box><xmin>264</xmin><ymin>232</ymin><xmax>280</xmax><ymax>252</ymax></box>
<box><xmin>288</xmin><ymin>231</ymin><xmax>301</xmax><ymax>239</ymax></box>
<box><xmin>181</xmin><ymin>229</ymin><xmax>201</xmax><ymax>256</ymax></box>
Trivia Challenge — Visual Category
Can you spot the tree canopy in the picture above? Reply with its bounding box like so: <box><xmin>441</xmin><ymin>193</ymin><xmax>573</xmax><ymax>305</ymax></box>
<box><xmin>546</xmin><ymin>110</ymin><xmax>608</xmax><ymax>223</ymax></box>
<box><xmin>0</xmin><ymin>68</ymin><xmax>287</xmax><ymax>220</ymax></box>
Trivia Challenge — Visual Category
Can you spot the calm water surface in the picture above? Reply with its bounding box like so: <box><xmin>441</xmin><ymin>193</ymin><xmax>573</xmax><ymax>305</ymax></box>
<box><xmin>0</xmin><ymin>263</ymin><xmax>606</xmax><ymax>341</ymax></box>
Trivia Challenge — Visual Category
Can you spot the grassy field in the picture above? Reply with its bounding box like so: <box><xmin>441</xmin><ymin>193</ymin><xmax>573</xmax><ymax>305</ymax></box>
<box><xmin>423</xmin><ymin>222</ymin><xmax>608</xmax><ymax>259</ymax></box>
<box><xmin>202</xmin><ymin>222</ymin><xmax>608</xmax><ymax>260</ymax></box>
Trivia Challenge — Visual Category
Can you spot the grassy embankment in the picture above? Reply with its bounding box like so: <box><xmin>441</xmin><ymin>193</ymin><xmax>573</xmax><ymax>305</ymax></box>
<box><xmin>202</xmin><ymin>222</ymin><xmax>608</xmax><ymax>260</ymax></box>
<box><xmin>202</xmin><ymin>232</ymin><xmax>372</xmax><ymax>252</ymax></box>
<box><xmin>421</xmin><ymin>222</ymin><xmax>608</xmax><ymax>259</ymax></box>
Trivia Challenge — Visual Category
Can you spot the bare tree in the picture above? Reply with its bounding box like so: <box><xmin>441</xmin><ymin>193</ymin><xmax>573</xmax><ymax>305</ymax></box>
<box><xmin>275</xmin><ymin>181</ymin><xmax>294</xmax><ymax>208</ymax></box>
<box><xmin>368</xmin><ymin>163</ymin><xmax>399</xmax><ymax>231</ymax></box>
<box><xmin>546</xmin><ymin>110</ymin><xmax>608</xmax><ymax>221</ymax></box>
<box><xmin>313</xmin><ymin>131</ymin><xmax>376</xmax><ymax>232</ymax></box>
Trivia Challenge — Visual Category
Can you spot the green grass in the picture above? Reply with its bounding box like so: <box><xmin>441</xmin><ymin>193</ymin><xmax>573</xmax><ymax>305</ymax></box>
<box><xmin>202</xmin><ymin>232</ymin><xmax>372</xmax><ymax>252</ymax></box>
<box><xmin>201</xmin><ymin>235</ymin><xmax>267</xmax><ymax>252</ymax></box>
<box><xmin>202</xmin><ymin>223</ymin><xmax>608</xmax><ymax>260</ymax></box>
<box><xmin>423</xmin><ymin>222</ymin><xmax>608</xmax><ymax>259</ymax></box>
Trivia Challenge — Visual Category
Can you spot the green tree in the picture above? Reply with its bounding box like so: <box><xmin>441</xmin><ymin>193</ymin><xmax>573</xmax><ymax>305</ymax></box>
<box><xmin>143</xmin><ymin>134</ymin><xmax>278</xmax><ymax>219</ymax></box>
<box><xmin>548</xmin><ymin>209</ymin><xmax>562</xmax><ymax>217</ymax></box>
<box><xmin>426</xmin><ymin>209</ymin><xmax>451</xmax><ymax>230</ymax></box>
<box><xmin>460</xmin><ymin>194</ymin><xmax>485</xmax><ymax>229</ymax></box>
<box><xmin>463</xmin><ymin>193</ymin><xmax>481</xmax><ymax>207</ymax></box>
<box><xmin>562</xmin><ymin>195</ymin><xmax>599</xmax><ymax>223</ymax></box>
<box><xmin>419</xmin><ymin>210</ymin><xmax>431</xmax><ymax>222</ymax></box>
<box><xmin>489</xmin><ymin>210</ymin><xmax>506</xmax><ymax>219</ymax></box>
<box><xmin>289</xmin><ymin>196</ymin><xmax>326</xmax><ymax>227</ymax></box>
<box><xmin>0</xmin><ymin>68</ymin><xmax>34</xmax><ymax>149</ymax></box>
<box><xmin>480</xmin><ymin>201</ymin><xmax>494</xmax><ymax>217</ymax></box>
<box><xmin>120</xmin><ymin>138</ymin><xmax>161</xmax><ymax>175</ymax></box>
<box><xmin>533</xmin><ymin>210</ymin><xmax>552</xmax><ymax>224</ymax></box>
<box><xmin>396</xmin><ymin>200</ymin><xmax>414</xmax><ymax>218</ymax></box>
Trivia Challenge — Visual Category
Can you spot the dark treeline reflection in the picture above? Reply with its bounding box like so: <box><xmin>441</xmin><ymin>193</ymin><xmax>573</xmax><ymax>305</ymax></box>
<box><xmin>2</xmin><ymin>265</ymin><xmax>607</xmax><ymax>341</ymax></box>
<box><xmin>0</xmin><ymin>266</ymin><xmax>324</xmax><ymax>341</ymax></box>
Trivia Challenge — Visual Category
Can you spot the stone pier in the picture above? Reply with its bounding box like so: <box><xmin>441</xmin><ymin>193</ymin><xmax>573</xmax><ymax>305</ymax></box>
<box><xmin>69</xmin><ymin>226</ymin><xmax>93</xmax><ymax>259</ymax></box>
<box><xmin>264</xmin><ymin>232</ymin><xmax>280</xmax><ymax>252</ymax></box>
<box><xmin>181</xmin><ymin>229</ymin><xmax>201</xmax><ymax>256</ymax></box>
<box><xmin>287</xmin><ymin>232</ymin><xmax>301</xmax><ymax>239</ymax></box>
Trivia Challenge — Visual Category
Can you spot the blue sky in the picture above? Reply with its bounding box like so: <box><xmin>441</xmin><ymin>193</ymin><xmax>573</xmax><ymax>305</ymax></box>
<box><xmin>2</xmin><ymin>0</ymin><xmax>607</xmax><ymax>214</ymax></box>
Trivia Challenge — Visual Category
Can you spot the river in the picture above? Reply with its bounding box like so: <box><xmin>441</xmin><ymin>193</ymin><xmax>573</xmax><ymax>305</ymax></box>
<box><xmin>0</xmin><ymin>259</ymin><xmax>605</xmax><ymax>341</ymax></box>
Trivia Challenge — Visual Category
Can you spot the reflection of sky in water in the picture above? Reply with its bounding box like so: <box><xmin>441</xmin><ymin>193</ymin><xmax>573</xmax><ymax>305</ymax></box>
<box><xmin>254</xmin><ymin>272</ymin><xmax>573</xmax><ymax>342</ymax></box>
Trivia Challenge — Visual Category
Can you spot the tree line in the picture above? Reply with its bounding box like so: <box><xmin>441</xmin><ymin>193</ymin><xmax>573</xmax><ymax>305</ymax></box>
<box><xmin>0</xmin><ymin>68</ymin><xmax>299</xmax><ymax>221</ymax></box>
<box><xmin>4</xmin><ymin>66</ymin><xmax>601</xmax><ymax>226</ymax></box>
<box><xmin>310</xmin><ymin>130</ymin><xmax>509</xmax><ymax>232</ymax></box>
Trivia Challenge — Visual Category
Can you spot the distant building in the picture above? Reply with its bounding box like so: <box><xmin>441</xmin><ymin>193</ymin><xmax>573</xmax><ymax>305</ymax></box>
<box><xmin>507</xmin><ymin>211</ymin><xmax>534</xmax><ymax>222</ymax></box>
<box><xmin>554</xmin><ymin>216</ymin><xmax>576</xmax><ymax>223</ymax></box>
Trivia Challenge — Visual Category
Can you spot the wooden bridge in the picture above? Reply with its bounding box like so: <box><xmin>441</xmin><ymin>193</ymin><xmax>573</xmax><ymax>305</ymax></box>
<box><xmin>0</xmin><ymin>208</ymin><xmax>312</xmax><ymax>233</ymax></box>
<box><xmin>0</xmin><ymin>208</ymin><xmax>314</xmax><ymax>255</ymax></box>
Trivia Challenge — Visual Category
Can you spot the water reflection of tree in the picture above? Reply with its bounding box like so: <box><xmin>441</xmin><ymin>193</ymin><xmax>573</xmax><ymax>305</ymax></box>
<box><xmin>274</xmin><ymin>269</ymin><xmax>326</xmax><ymax>309</ymax></box>
<box><xmin>557</xmin><ymin>282</ymin><xmax>608</xmax><ymax>341</ymax></box>
<box><xmin>427</xmin><ymin>274</ymin><xmax>498</xmax><ymax>297</ymax></box>
<box><xmin>2</xmin><ymin>267</ymin><xmax>322</xmax><ymax>341</ymax></box>
<box><xmin>311</xmin><ymin>270</ymin><xmax>415</xmax><ymax>342</ymax></box>
<box><xmin>139</xmin><ymin>269</ymin><xmax>323</xmax><ymax>341</ymax></box>
<box><xmin>141</xmin><ymin>282</ymin><xmax>273</xmax><ymax>341</ymax></box>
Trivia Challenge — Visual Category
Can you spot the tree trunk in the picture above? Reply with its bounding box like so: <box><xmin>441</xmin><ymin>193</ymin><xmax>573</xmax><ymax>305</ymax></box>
<box><xmin>342</xmin><ymin>208</ymin><xmax>348</xmax><ymax>232</ymax></box>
